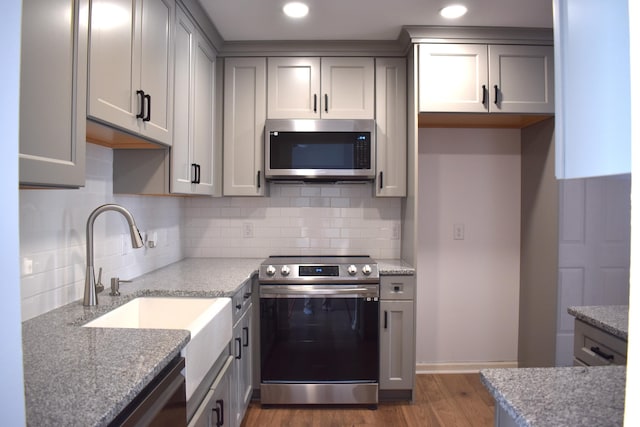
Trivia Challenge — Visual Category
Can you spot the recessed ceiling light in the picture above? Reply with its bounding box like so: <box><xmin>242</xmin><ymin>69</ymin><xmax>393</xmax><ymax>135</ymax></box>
<box><xmin>440</xmin><ymin>4</ymin><xmax>468</xmax><ymax>19</ymax></box>
<box><xmin>283</xmin><ymin>2</ymin><xmax>309</xmax><ymax>18</ymax></box>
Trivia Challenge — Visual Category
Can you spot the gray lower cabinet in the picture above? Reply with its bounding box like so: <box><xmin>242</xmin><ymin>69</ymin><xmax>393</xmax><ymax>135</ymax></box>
<box><xmin>379</xmin><ymin>275</ymin><xmax>416</xmax><ymax>400</ymax></box>
<box><xmin>189</xmin><ymin>356</ymin><xmax>233</xmax><ymax>427</ymax></box>
<box><xmin>19</xmin><ymin>0</ymin><xmax>87</xmax><ymax>187</ymax></box>
<box><xmin>230</xmin><ymin>279</ymin><xmax>253</xmax><ymax>427</ymax></box>
<box><xmin>573</xmin><ymin>319</ymin><xmax>627</xmax><ymax>366</ymax></box>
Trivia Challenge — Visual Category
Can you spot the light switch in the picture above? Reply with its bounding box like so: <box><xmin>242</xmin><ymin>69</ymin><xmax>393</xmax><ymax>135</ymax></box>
<box><xmin>453</xmin><ymin>223</ymin><xmax>465</xmax><ymax>240</ymax></box>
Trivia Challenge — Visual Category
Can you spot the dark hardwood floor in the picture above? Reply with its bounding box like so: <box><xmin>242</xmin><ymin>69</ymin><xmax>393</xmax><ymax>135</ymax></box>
<box><xmin>241</xmin><ymin>374</ymin><xmax>495</xmax><ymax>427</ymax></box>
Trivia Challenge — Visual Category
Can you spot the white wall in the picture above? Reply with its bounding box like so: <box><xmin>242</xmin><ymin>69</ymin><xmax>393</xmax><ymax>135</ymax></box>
<box><xmin>416</xmin><ymin>128</ymin><xmax>521</xmax><ymax>370</ymax></box>
<box><xmin>184</xmin><ymin>183</ymin><xmax>401</xmax><ymax>259</ymax></box>
<box><xmin>1</xmin><ymin>0</ymin><xmax>26</xmax><ymax>421</ymax></box>
<box><xmin>20</xmin><ymin>143</ymin><xmax>184</xmax><ymax>321</ymax></box>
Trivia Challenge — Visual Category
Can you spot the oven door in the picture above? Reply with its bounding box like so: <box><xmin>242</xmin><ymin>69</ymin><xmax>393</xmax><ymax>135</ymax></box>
<box><xmin>260</xmin><ymin>284</ymin><xmax>379</xmax><ymax>386</ymax></box>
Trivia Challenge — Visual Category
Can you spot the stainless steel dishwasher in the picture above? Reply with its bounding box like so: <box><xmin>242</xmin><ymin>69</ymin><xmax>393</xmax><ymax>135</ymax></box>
<box><xmin>111</xmin><ymin>356</ymin><xmax>187</xmax><ymax>426</ymax></box>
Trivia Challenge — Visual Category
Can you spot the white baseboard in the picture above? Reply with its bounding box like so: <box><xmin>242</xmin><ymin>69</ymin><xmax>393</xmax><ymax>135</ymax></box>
<box><xmin>416</xmin><ymin>361</ymin><xmax>518</xmax><ymax>374</ymax></box>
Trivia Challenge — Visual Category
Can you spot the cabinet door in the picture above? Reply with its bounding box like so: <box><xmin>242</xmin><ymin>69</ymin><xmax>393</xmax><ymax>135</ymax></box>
<box><xmin>189</xmin><ymin>356</ymin><xmax>233</xmax><ymax>427</ymax></box>
<box><xmin>19</xmin><ymin>0</ymin><xmax>87</xmax><ymax>187</ymax></box>
<box><xmin>191</xmin><ymin>33</ymin><xmax>217</xmax><ymax>195</ymax></box>
<box><xmin>489</xmin><ymin>45</ymin><xmax>554</xmax><ymax>114</ymax></box>
<box><xmin>375</xmin><ymin>58</ymin><xmax>406</xmax><ymax>197</ymax></box>
<box><xmin>267</xmin><ymin>57</ymin><xmax>320</xmax><ymax>119</ymax></box>
<box><xmin>172</xmin><ymin>7</ymin><xmax>215</xmax><ymax>196</ymax></box>
<box><xmin>171</xmin><ymin>6</ymin><xmax>195</xmax><ymax>194</ymax></box>
<box><xmin>88</xmin><ymin>0</ymin><xmax>173</xmax><ymax>145</ymax></box>
<box><xmin>137</xmin><ymin>0</ymin><xmax>174</xmax><ymax>144</ymax></box>
<box><xmin>88</xmin><ymin>0</ymin><xmax>139</xmax><ymax>132</ymax></box>
<box><xmin>224</xmin><ymin>58</ymin><xmax>267</xmax><ymax>196</ymax></box>
<box><xmin>231</xmin><ymin>305</ymin><xmax>253</xmax><ymax>427</ymax></box>
<box><xmin>380</xmin><ymin>300</ymin><xmax>415</xmax><ymax>390</ymax></box>
<box><xmin>321</xmin><ymin>58</ymin><xmax>375</xmax><ymax>119</ymax></box>
<box><xmin>418</xmin><ymin>44</ymin><xmax>488</xmax><ymax>113</ymax></box>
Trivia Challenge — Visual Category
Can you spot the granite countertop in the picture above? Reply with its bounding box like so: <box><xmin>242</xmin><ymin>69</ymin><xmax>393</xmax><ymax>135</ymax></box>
<box><xmin>568</xmin><ymin>305</ymin><xmax>629</xmax><ymax>341</ymax></box>
<box><xmin>23</xmin><ymin>256</ymin><xmax>411</xmax><ymax>426</ymax></box>
<box><xmin>23</xmin><ymin>258</ymin><xmax>261</xmax><ymax>427</ymax></box>
<box><xmin>481</xmin><ymin>366</ymin><xmax>626</xmax><ymax>427</ymax></box>
<box><xmin>376</xmin><ymin>259</ymin><xmax>415</xmax><ymax>275</ymax></box>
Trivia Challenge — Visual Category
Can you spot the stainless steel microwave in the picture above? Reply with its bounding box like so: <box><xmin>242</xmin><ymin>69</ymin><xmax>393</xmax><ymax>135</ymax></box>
<box><xmin>264</xmin><ymin>119</ymin><xmax>375</xmax><ymax>181</ymax></box>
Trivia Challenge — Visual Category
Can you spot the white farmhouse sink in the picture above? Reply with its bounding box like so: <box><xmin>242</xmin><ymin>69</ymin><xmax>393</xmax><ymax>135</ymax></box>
<box><xmin>83</xmin><ymin>297</ymin><xmax>232</xmax><ymax>400</ymax></box>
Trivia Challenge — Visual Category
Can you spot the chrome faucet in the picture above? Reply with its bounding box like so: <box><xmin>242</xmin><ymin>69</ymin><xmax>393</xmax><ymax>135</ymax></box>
<box><xmin>83</xmin><ymin>204</ymin><xmax>144</xmax><ymax>306</ymax></box>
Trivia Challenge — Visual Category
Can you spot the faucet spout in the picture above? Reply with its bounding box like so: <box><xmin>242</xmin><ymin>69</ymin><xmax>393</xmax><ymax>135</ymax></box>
<box><xmin>84</xmin><ymin>204</ymin><xmax>144</xmax><ymax>306</ymax></box>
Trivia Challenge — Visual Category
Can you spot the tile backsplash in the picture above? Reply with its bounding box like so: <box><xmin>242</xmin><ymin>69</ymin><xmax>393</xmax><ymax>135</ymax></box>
<box><xmin>184</xmin><ymin>183</ymin><xmax>401</xmax><ymax>259</ymax></box>
<box><xmin>20</xmin><ymin>143</ymin><xmax>401</xmax><ymax>320</ymax></box>
<box><xmin>19</xmin><ymin>144</ymin><xmax>184</xmax><ymax>321</ymax></box>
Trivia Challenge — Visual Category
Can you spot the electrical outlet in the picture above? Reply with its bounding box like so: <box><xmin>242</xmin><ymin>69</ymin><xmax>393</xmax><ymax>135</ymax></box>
<box><xmin>22</xmin><ymin>258</ymin><xmax>33</xmax><ymax>275</ymax></box>
<box><xmin>453</xmin><ymin>223</ymin><xmax>465</xmax><ymax>240</ymax></box>
<box><xmin>242</xmin><ymin>222</ymin><xmax>254</xmax><ymax>238</ymax></box>
<box><xmin>392</xmin><ymin>223</ymin><xmax>401</xmax><ymax>240</ymax></box>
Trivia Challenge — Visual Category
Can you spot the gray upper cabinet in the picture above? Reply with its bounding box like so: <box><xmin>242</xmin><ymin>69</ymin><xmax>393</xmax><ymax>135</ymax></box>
<box><xmin>19</xmin><ymin>0</ymin><xmax>88</xmax><ymax>187</ymax></box>
<box><xmin>375</xmin><ymin>58</ymin><xmax>407</xmax><ymax>197</ymax></box>
<box><xmin>267</xmin><ymin>57</ymin><xmax>375</xmax><ymax>119</ymax></box>
<box><xmin>419</xmin><ymin>44</ymin><xmax>554</xmax><ymax>114</ymax></box>
<box><xmin>88</xmin><ymin>0</ymin><xmax>175</xmax><ymax>146</ymax></box>
<box><xmin>172</xmin><ymin>5</ymin><xmax>218</xmax><ymax>195</ymax></box>
<box><xmin>223</xmin><ymin>58</ymin><xmax>267</xmax><ymax>196</ymax></box>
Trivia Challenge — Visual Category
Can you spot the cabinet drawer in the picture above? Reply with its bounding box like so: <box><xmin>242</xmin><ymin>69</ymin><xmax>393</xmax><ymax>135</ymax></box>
<box><xmin>573</xmin><ymin>319</ymin><xmax>627</xmax><ymax>366</ymax></box>
<box><xmin>232</xmin><ymin>279</ymin><xmax>253</xmax><ymax>324</ymax></box>
<box><xmin>380</xmin><ymin>276</ymin><xmax>415</xmax><ymax>300</ymax></box>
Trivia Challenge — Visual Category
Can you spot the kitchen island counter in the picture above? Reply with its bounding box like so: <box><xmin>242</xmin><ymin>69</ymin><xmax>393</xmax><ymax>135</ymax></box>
<box><xmin>568</xmin><ymin>305</ymin><xmax>628</xmax><ymax>341</ymax></box>
<box><xmin>480</xmin><ymin>366</ymin><xmax>626</xmax><ymax>426</ymax></box>
<box><xmin>22</xmin><ymin>257</ymin><xmax>261</xmax><ymax>427</ymax></box>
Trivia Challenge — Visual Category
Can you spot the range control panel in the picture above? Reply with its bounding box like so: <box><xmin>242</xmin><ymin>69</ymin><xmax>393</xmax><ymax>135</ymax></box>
<box><xmin>258</xmin><ymin>256</ymin><xmax>379</xmax><ymax>283</ymax></box>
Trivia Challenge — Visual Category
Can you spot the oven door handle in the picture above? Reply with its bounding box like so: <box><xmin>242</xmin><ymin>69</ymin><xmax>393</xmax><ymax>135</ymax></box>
<box><xmin>260</xmin><ymin>285</ymin><xmax>378</xmax><ymax>298</ymax></box>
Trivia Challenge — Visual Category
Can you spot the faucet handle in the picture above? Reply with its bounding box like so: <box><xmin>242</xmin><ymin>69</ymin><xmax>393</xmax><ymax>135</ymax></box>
<box><xmin>95</xmin><ymin>267</ymin><xmax>104</xmax><ymax>293</ymax></box>
<box><xmin>109</xmin><ymin>277</ymin><xmax>132</xmax><ymax>296</ymax></box>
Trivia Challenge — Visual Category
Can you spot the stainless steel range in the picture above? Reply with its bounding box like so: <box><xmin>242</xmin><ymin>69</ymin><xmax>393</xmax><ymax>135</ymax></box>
<box><xmin>258</xmin><ymin>255</ymin><xmax>380</xmax><ymax>406</ymax></box>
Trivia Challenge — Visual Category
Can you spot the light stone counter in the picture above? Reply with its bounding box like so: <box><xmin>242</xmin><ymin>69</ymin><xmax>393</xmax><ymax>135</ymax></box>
<box><xmin>568</xmin><ymin>305</ymin><xmax>628</xmax><ymax>341</ymax></box>
<box><xmin>481</xmin><ymin>366</ymin><xmax>625</xmax><ymax>427</ymax></box>
<box><xmin>376</xmin><ymin>259</ymin><xmax>415</xmax><ymax>275</ymax></box>
<box><xmin>23</xmin><ymin>257</ymin><xmax>262</xmax><ymax>427</ymax></box>
<box><xmin>24</xmin><ymin>256</ymin><xmax>410</xmax><ymax>425</ymax></box>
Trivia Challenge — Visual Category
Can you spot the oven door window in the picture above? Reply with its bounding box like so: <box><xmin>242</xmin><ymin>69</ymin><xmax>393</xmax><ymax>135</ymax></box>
<box><xmin>260</xmin><ymin>295</ymin><xmax>379</xmax><ymax>383</ymax></box>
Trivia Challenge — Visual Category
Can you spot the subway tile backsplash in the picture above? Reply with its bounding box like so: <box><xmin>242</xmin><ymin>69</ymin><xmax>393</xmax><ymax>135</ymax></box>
<box><xmin>19</xmin><ymin>143</ymin><xmax>401</xmax><ymax>320</ymax></box>
<box><xmin>183</xmin><ymin>183</ymin><xmax>401</xmax><ymax>259</ymax></box>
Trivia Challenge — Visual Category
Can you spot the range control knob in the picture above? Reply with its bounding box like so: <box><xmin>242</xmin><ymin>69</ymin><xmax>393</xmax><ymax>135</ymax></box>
<box><xmin>281</xmin><ymin>265</ymin><xmax>291</xmax><ymax>276</ymax></box>
<box><xmin>347</xmin><ymin>265</ymin><xmax>358</xmax><ymax>276</ymax></box>
<box><xmin>362</xmin><ymin>265</ymin><xmax>372</xmax><ymax>275</ymax></box>
<box><xmin>266</xmin><ymin>265</ymin><xmax>276</xmax><ymax>276</ymax></box>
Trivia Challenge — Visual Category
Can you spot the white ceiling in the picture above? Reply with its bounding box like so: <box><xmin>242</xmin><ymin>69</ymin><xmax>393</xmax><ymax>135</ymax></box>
<box><xmin>199</xmin><ymin>0</ymin><xmax>553</xmax><ymax>41</ymax></box>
